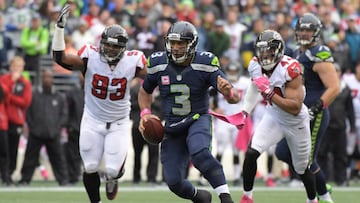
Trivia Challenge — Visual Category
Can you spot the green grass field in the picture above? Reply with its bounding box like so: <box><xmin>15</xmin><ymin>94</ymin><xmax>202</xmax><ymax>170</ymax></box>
<box><xmin>1</xmin><ymin>181</ymin><xmax>359</xmax><ymax>203</ymax></box>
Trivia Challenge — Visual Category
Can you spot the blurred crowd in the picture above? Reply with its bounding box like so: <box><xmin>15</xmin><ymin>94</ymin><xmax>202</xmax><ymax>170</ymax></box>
<box><xmin>0</xmin><ymin>0</ymin><xmax>360</xmax><ymax>188</ymax></box>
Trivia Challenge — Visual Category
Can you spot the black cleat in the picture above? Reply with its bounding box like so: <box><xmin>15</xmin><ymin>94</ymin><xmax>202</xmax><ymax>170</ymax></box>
<box><xmin>105</xmin><ymin>178</ymin><xmax>118</xmax><ymax>200</ymax></box>
<box><xmin>192</xmin><ymin>189</ymin><xmax>212</xmax><ymax>203</ymax></box>
<box><xmin>219</xmin><ymin>193</ymin><xmax>234</xmax><ymax>203</ymax></box>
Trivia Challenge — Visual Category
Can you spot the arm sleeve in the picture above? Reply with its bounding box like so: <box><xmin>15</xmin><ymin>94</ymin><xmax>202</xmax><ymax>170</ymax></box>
<box><xmin>241</xmin><ymin>82</ymin><xmax>259</xmax><ymax>114</ymax></box>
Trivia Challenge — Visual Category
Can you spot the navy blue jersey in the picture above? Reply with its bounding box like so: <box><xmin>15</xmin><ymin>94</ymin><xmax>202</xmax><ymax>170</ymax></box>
<box><xmin>143</xmin><ymin>51</ymin><xmax>225</xmax><ymax>124</ymax></box>
<box><xmin>293</xmin><ymin>44</ymin><xmax>334</xmax><ymax>106</ymax></box>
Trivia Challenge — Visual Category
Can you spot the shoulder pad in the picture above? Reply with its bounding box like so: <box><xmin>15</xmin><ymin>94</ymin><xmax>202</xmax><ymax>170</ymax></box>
<box><xmin>193</xmin><ymin>51</ymin><xmax>220</xmax><ymax>66</ymax></box>
<box><xmin>147</xmin><ymin>51</ymin><xmax>167</xmax><ymax>74</ymax></box>
<box><xmin>309</xmin><ymin>45</ymin><xmax>334</xmax><ymax>62</ymax></box>
<box><xmin>286</xmin><ymin>60</ymin><xmax>302</xmax><ymax>79</ymax></box>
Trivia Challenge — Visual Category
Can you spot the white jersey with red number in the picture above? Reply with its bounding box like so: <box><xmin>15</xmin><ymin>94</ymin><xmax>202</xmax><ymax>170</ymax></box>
<box><xmin>78</xmin><ymin>45</ymin><xmax>147</xmax><ymax>122</ymax></box>
<box><xmin>248</xmin><ymin>56</ymin><xmax>308</xmax><ymax>126</ymax></box>
<box><xmin>343</xmin><ymin>73</ymin><xmax>360</xmax><ymax>120</ymax></box>
<box><xmin>248</xmin><ymin>56</ymin><xmax>311</xmax><ymax>173</ymax></box>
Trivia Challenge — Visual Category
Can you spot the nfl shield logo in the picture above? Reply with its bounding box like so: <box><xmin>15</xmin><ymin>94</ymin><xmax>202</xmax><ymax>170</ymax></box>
<box><xmin>161</xmin><ymin>76</ymin><xmax>170</xmax><ymax>85</ymax></box>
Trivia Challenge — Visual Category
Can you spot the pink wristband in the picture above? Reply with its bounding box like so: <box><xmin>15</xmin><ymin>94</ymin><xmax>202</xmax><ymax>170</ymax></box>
<box><xmin>224</xmin><ymin>89</ymin><xmax>234</xmax><ymax>100</ymax></box>
<box><xmin>140</xmin><ymin>108</ymin><xmax>152</xmax><ymax>118</ymax></box>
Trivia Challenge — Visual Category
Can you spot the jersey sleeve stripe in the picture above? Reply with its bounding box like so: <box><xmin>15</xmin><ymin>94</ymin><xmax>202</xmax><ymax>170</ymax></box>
<box><xmin>192</xmin><ymin>64</ymin><xmax>218</xmax><ymax>72</ymax></box>
<box><xmin>147</xmin><ymin>64</ymin><xmax>167</xmax><ymax>74</ymax></box>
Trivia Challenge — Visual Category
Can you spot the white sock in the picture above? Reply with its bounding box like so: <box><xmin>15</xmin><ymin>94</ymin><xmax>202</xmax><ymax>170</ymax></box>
<box><xmin>243</xmin><ymin>191</ymin><xmax>253</xmax><ymax>198</ymax></box>
<box><xmin>214</xmin><ymin>184</ymin><xmax>230</xmax><ymax>196</ymax></box>
<box><xmin>319</xmin><ymin>192</ymin><xmax>333</xmax><ymax>201</ymax></box>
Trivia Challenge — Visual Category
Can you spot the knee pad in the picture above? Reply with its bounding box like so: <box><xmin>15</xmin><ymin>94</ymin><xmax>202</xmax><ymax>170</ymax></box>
<box><xmin>84</xmin><ymin>163</ymin><xmax>99</xmax><ymax>174</ymax></box>
<box><xmin>105</xmin><ymin>166</ymin><xmax>125</xmax><ymax>179</ymax></box>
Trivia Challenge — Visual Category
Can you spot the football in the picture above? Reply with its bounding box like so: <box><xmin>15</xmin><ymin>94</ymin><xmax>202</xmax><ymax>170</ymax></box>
<box><xmin>142</xmin><ymin>117</ymin><xmax>164</xmax><ymax>145</ymax></box>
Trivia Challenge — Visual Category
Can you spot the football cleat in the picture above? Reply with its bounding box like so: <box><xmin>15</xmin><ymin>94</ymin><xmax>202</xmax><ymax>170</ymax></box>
<box><xmin>240</xmin><ymin>195</ymin><xmax>254</xmax><ymax>203</ymax></box>
<box><xmin>265</xmin><ymin>177</ymin><xmax>275</xmax><ymax>187</ymax></box>
<box><xmin>306</xmin><ymin>199</ymin><xmax>318</xmax><ymax>203</ymax></box>
<box><xmin>192</xmin><ymin>189</ymin><xmax>212</xmax><ymax>203</ymax></box>
<box><xmin>219</xmin><ymin>193</ymin><xmax>234</xmax><ymax>203</ymax></box>
<box><xmin>106</xmin><ymin>178</ymin><xmax>118</xmax><ymax>200</ymax></box>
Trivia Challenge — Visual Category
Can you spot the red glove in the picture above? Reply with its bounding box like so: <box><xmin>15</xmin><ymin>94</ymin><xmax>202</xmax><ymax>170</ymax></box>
<box><xmin>209</xmin><ymin>110</ymin><xmax>248</xmax><ymax>129</ymax></box>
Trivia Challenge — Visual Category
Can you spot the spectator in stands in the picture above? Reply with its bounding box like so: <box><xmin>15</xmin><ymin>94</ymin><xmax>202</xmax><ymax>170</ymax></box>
<box><xmin>0</xmin><ymin>12</ymin><xmax>12</xmax><ymax>73</ymax></box>
<box><xmin>18</xmin><ymin>69</ymin><xmax>69</xmax><ymax>186</ymax></box>
<box><xmin>20</xmin><ymin>13</ymin><xmax>49</xmax><ymax>72</ymax></box>
<box><xmin>197</xmin><ymin>0</ymin><xmax>221</xmax><ymax>19</ymax></box>
<box><xmin>223</xmin><ymin>9</ymin><xmax>247</xmax><ymax>62</ymax></box>
<box><xmin>4</xmin><ymin>0</ymin><xmax>32</xmax><ymax>56</ymax></box>
<box><xmin>132</xmin><ymin>11</ymin><xmax>156</xmax><ymax>57</ymax></box>
<box><xmin>208</xmin><ymin>19</ymin><xmax>230</xmax><ymax>57</ymax></box>
<box><xmin>71</xmin><ymin>19</ymin><xmax>94</xmax><ymax>50</ymax></box>
<box><xmin>153</xmin><ymin>19</ymin><xmax>172</xmax><ymax>52</ymax></box>
<box><xmin>176</xmin><ymin>0</ymin><xmax>198</xmax><ymax>24</ymax></box>
<box><xmin>130</xmin><ymin>78</ymin><xmax>162</xmax><ymax>184</ymax></box>
<box><xmin>0</xmin><ymin>72</ymin><xmax>10</xmax><ymax>186</ymax></box>
<box><xmin>344</xmin><ymin>14</ymin><xmax>360</xmax><ymax>73</ymax></box>
<box><xmin>60</xmin><ymin>0</ymin><xmax>83</xmax><ymax>34</ymax></box>
<box><xmin>135</xmin><ymin>0</ymin><xmax>162</xmax><ymax>29</ymax></box>
<box><xmin>0</xmin><ymin>56</ymin><xmax>32</xmax><ymax>184</ymax></box>
<box><xmin>64</xmin><ymin>72</ymin><xmax>84</xmax><ymax>185</ymax></box>
<box><xmin>81</xmin><ymin>1</ymin><xmax>101</xmax><ymax>29</ymax></box>
<box><xmin>109</xmin><ymin>0</ymin><xmax>134</xmax><ymax>30</ymax></box>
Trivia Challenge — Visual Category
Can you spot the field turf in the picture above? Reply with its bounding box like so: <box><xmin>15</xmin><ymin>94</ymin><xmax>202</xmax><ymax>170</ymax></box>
<box><xmin>1</xmin><ymin>180</ymin><xmax>359</xmax><ymax>203</ymax></box>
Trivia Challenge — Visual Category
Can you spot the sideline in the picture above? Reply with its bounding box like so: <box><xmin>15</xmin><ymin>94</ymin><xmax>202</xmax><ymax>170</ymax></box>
<box><xmin>1</xmin><ymin>186</ymin><xmax>360</xmax><ymax>192</ymax></box>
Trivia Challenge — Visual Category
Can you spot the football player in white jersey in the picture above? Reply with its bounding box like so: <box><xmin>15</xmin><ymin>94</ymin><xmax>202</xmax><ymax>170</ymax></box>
<box><xmin>52</xmin><ymin>4</ymin><xmax>147</xmax><ymax>203</ymax></box>
<box><xmin>235</xmin><ymin>30</ymin><xmax>318</xmax><ymax>203</ymax></box>
<box><xmin>212</xmin><ymin>62</ymin><xmax>251</xmax><ymax>186</ymax></box>
<box><xmin>342</xmin><ymin>64</ymin><xmax>360</xmax><ymax>175</ymax></box>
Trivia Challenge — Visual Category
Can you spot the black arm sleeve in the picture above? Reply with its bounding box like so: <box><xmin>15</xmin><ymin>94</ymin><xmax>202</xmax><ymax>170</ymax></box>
<box><xmin>53</xmin><ymin>51</ymin><xmax>73</xmax><ymax>70</ymax></box>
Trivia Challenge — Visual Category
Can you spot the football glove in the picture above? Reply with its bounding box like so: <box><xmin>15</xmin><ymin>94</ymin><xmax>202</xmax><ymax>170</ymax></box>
<box><xmin>308</xmin><ymin>99</ymin><xmax>324</xmax><ymax>120</ymax></box>
<box><xmin>253</xmin><ymin>76</ymin><xmax>275</xmax><ymax>101</ymax></box>
<box><xmin>56</xmin><ymin>3</ymin><xmax>70</xmax><ymax>28</ymax></box>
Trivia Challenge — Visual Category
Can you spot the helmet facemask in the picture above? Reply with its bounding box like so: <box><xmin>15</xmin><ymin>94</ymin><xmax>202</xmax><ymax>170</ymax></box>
<box><xmin>100</xmin><ymin>42</ymin><xmax>126</xmax><ymax>64</ymax></box>
<box><xmin>255</xmin><ymin>40</ymin><xmax>283</xmax><ymax>71</ymax></box>
<box><xmin>165</xmin><ymin>34</ymin><xmax>196</xmax><ymax>64</ymax></box>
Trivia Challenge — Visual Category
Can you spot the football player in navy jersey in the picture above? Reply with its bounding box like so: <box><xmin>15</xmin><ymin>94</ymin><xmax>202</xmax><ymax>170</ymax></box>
<box><xmin>138</xmin><ymin>21</ymin><xmax>239</xmax><ymax>203</ymax></box>
<box><xmin>275</xmin><ymin>13</ymin><xmax>339</xmax><ymax>203</ymax></box>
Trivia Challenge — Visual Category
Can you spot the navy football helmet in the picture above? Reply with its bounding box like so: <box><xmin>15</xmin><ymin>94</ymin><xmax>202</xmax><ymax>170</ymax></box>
<box><xmin>100</xmin><ymin>24</ymin><xmax>128</xmax><ymax>64</ymax></box>
<box><xmin>255</xmin><ymin>30</ymin><xmax>284</xmax><ymax>71</ymax></box>
<box><xmin>295</xmin><ymin>13</ymin><xmax>322</xmax><ymax>45</ymax></box>
<box><xmin>165</xmin><ymin>21</ymin><xmax>198</xmax><ymax>63</ymax></box>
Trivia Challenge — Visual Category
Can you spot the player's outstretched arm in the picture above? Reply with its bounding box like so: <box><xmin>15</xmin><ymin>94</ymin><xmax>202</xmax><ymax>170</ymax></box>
<box><xmin>52</xmin><ymin>3</ymin><xmax>84</xmax><ymax>72</ymax></box>
<box><xmin>217</xmin><ymin>75</ymin><xmax>239</xmax><ymax>104</ymax></box>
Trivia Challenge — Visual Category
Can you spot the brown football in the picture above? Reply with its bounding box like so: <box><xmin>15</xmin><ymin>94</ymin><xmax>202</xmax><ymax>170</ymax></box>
<box><xmin>142</xmin><ymin>117</ymin><xmax>164</xmax><ymax>145</ymax></box>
